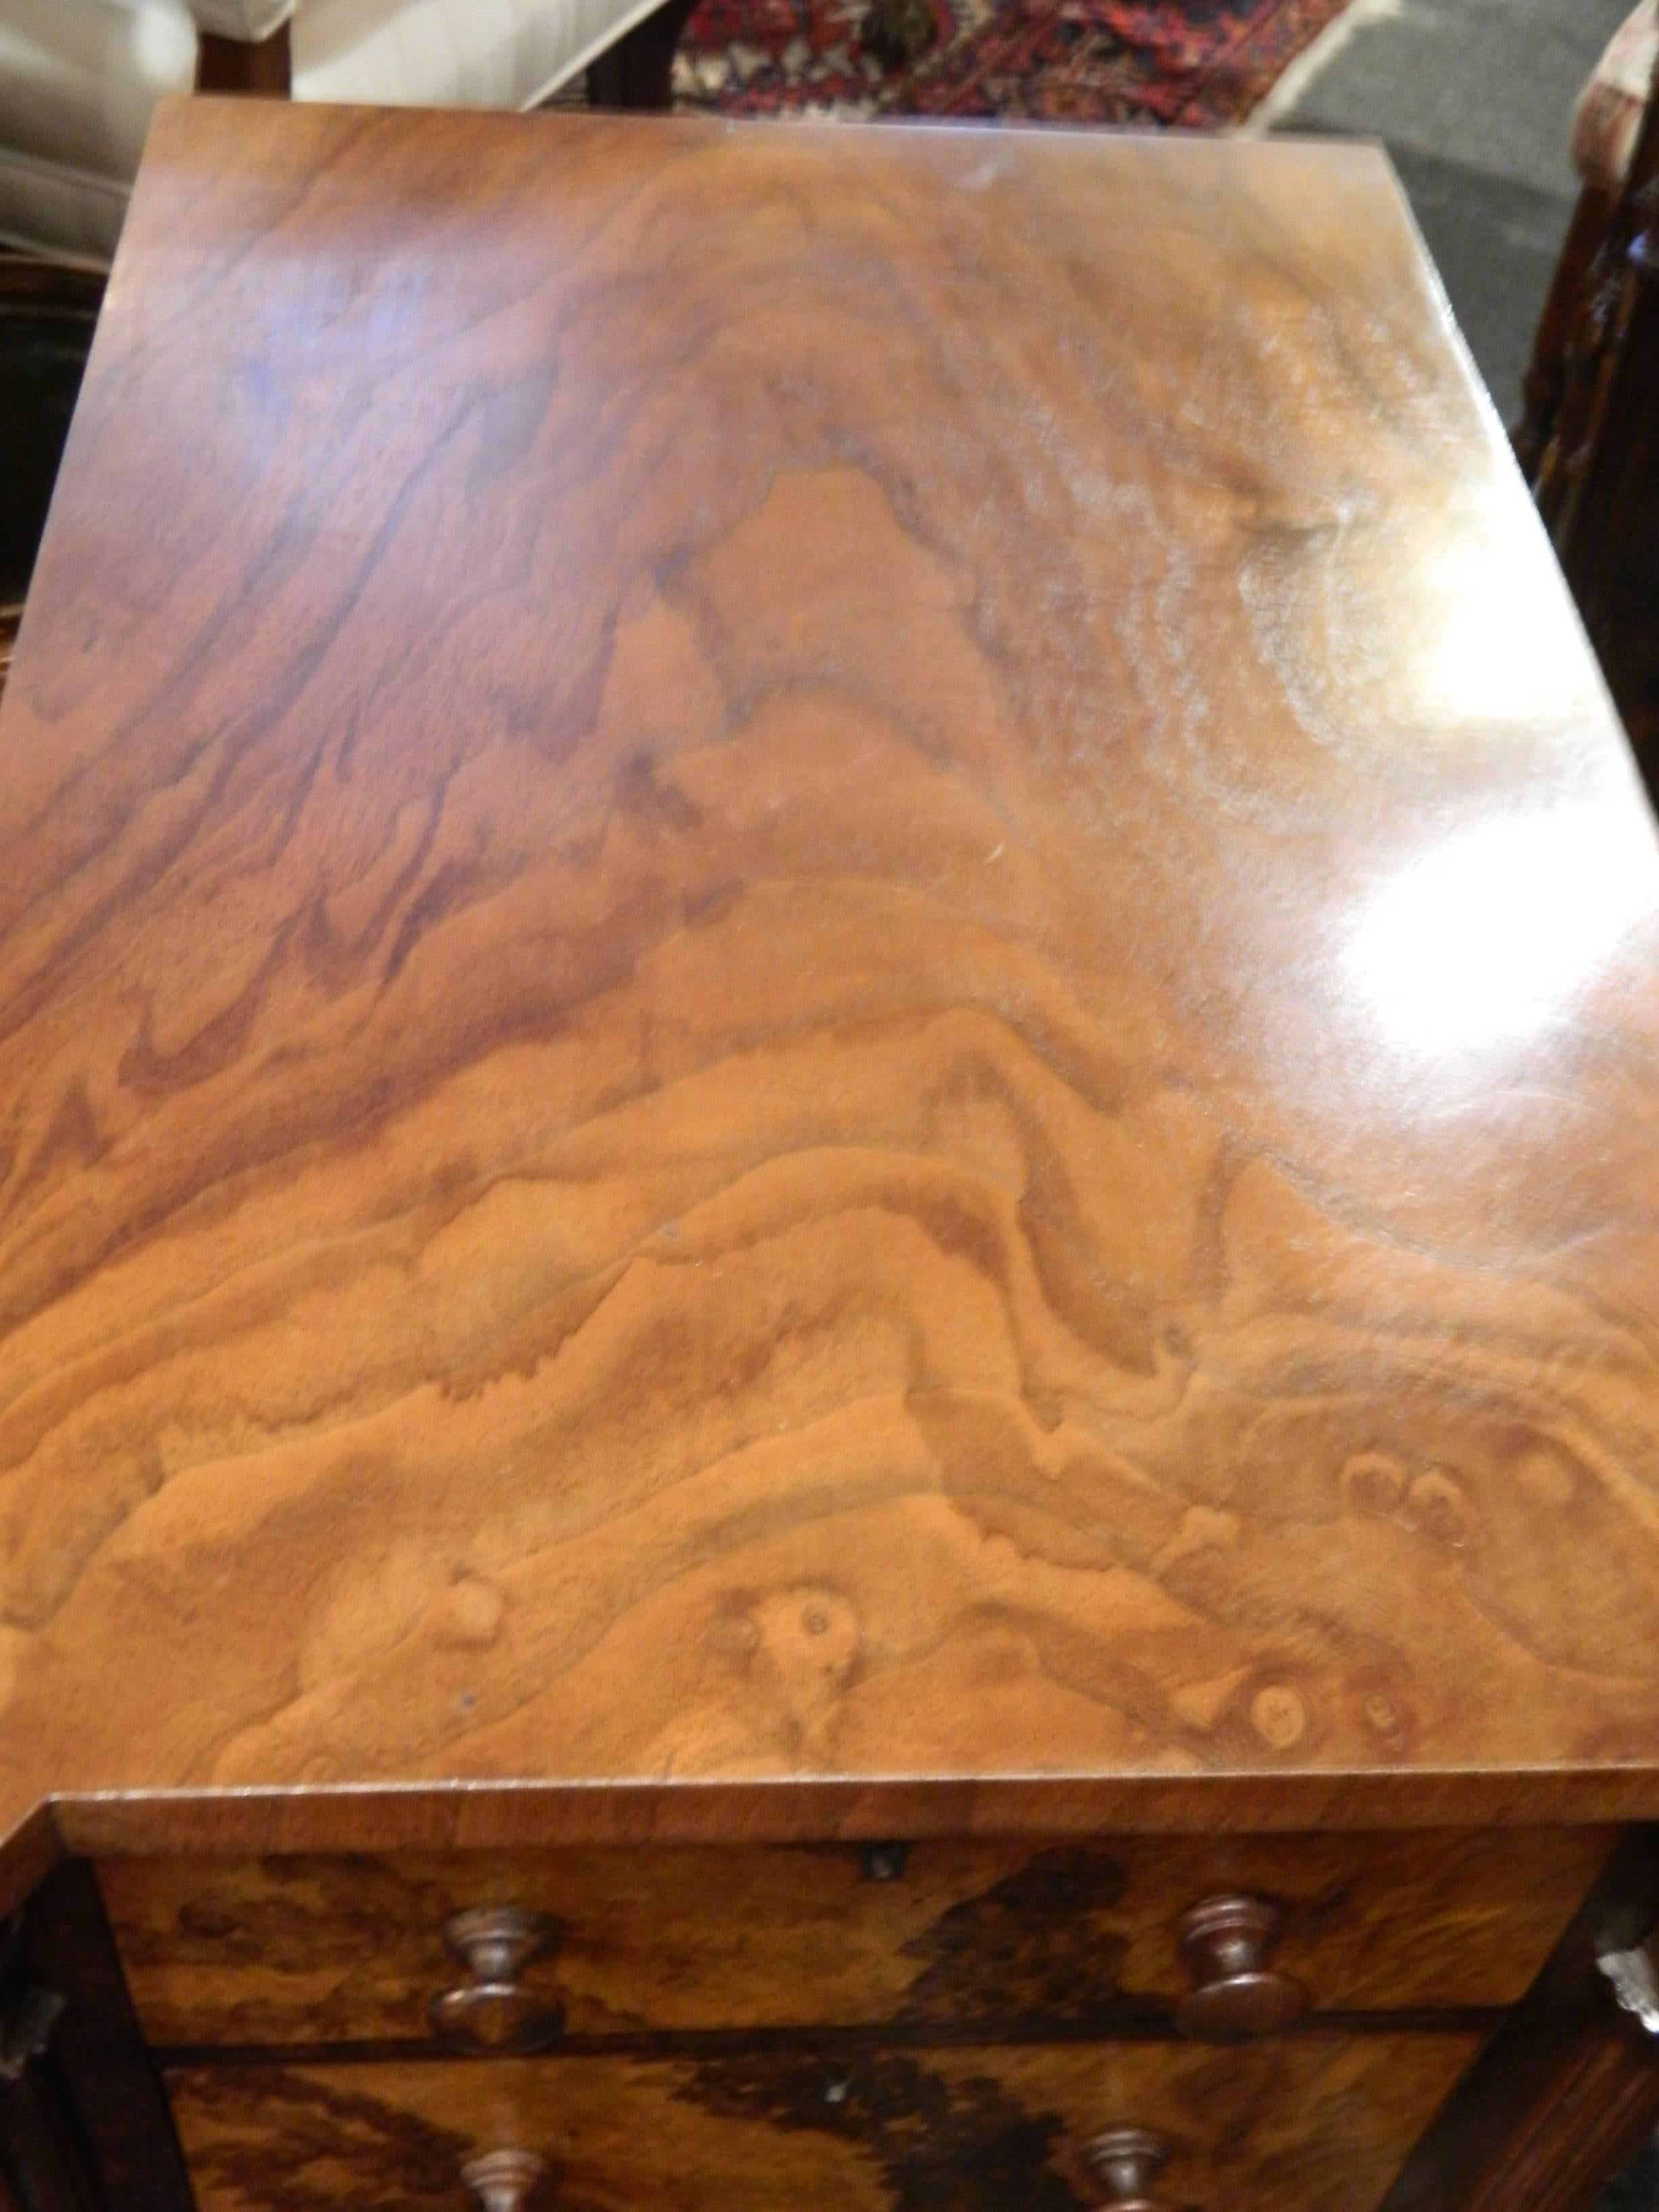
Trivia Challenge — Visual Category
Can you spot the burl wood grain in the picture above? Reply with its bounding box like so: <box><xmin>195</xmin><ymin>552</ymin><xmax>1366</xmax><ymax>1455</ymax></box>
<box><xmin>163</xmin><ymin>2036</ymin><xmax>1484</xmax><ymax>2212</ymax></box>
<box><xmin>3</xmin><ymin>98</ymin><xmax>1659</xmax><ymax>1856</ymax></box>
<box><xmin>99</xmin><ymin>1828</ymin><xmax>1608</xmax><ymax>2048</ymax></box>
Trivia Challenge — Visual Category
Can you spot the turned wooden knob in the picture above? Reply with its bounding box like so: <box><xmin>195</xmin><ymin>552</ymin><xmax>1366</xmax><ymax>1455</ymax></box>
<box><xmin>1176</xmin><ymin>1893</ymin><xmax>1306</xmax><ymax>2041</ymax></box>
<box><xmin>430</xmin><ymin>1906</ymin><xmax>564</xmax><ymax>2055</ymax></box>
<box><xmin>462</xmin><ymin>2149</ymin><xmax>547</xmax><ymax>2212</ymax></box>
<box><xmin>1083</xmin><ymin>2125</ymin><xmax>1178</xmax><ymax>2212</ymax></box>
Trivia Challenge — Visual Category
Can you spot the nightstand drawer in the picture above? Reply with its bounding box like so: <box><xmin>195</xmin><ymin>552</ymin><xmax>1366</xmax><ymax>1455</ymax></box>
<box><xmin>163</xmin><ymin>2034</ymin><xmax>1486</xmax><ymax>2212</ymax></box>
<box><xmin>102</xmin><ymin>1826</ymin><xmax>1608</xmax><ymax>2050</ymax></box>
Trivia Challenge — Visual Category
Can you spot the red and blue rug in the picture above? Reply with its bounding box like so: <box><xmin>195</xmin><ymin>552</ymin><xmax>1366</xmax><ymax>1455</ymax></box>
<box><xmin>674</xmin><ymin>0</ymin><xmax>1352</xmax><ymax>124</ymax></box>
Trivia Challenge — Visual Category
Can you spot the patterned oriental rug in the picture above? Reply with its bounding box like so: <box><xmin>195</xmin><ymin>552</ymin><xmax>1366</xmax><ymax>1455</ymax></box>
<box><xmin>672</xmin><ymin>0</ymin><xmax>1355</xmax><ymax>124</ymax></box>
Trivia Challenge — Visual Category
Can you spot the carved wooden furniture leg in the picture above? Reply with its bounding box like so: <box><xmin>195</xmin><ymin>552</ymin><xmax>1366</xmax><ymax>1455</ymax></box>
<box><xmin>1529</xmin><ymin>59</ymin><xmax>1659</xmax><ymax>771</ymax></box>
<box><xmin>586</xmin><ymin>0</ymin><xmax>699</xmax><ymax>108</ymax></box>
<box><xmin>195</xmin><ymin>21</ymin><xmax>294</xmax><ymax>96</ymax></box>
<box><xmin>1515</xmin><ymin>182</ymin><xmax>1615</xmax><ymax>478</ymax></box>
<box><xmin>1555</xmin><ymin>192</ymin><xmax>1659</xmax><ymax>768</ymax></box>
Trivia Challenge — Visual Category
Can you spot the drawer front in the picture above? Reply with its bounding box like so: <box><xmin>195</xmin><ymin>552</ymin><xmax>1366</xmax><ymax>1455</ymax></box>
<box><xmin>103</xmin><ymin>1828</ymin><xmax>1607</xmax><ymax>2049</ymax></box>
<box><xmin>164</xmin><ymin>2036</ymin><xmax>1485</xmax><ymax>2212</ymax></box>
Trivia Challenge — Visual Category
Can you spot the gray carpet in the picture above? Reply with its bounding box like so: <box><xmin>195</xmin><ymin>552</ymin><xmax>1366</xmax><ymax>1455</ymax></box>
<box><xmin>1276</xmin><ymin>0</ymin><xmax>1632</xmax><ymax>423</ymax></box>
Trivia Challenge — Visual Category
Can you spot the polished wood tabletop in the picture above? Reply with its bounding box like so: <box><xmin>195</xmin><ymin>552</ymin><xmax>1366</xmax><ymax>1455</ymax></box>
<box><xmin>2</xmin><ymin>98</ymin><xmax>1658</xmax><ymax>1889</ymax></box>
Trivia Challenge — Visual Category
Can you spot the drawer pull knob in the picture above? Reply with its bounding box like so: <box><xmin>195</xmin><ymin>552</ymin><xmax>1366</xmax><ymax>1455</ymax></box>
<box><xmin>462</xmin><ymin>2150</ymin><xmax>547</xmax><ymax>2212</ymax></box>
<box><xmin>1176</xmin><ymin>1893</ymin><xmax>1306</xmax><ymax>2041</ymax></box>
<box><xmin>431</xmin><ymin>1906</ymin><xmax>564</xmax><ymax>2055</ymax></box>
<box><xmin>1084</xmin><ymin>2125</ymin><xmax>1177</xmax><ymax>2212</ymax></box>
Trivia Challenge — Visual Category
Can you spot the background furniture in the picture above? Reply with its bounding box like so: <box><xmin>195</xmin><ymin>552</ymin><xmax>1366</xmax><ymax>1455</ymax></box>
<box><xmin>1517</xmin><ymin>0</ymin><xmax>1659</xmax><ymax>781</ymax></box>
<box><xmin>0</xmin><ymin>0</ymin><xmax>694</xmax><ymax>264</ymax></box>
<box><xmin>0</xmin><ymin>250</ymin><xmax>99</xmax><ymax>696</ymax></box>
<box><xmin>6</xmin><ymin>96</ymin><xmax>1659</xmax><ymax>2212</ymax></box>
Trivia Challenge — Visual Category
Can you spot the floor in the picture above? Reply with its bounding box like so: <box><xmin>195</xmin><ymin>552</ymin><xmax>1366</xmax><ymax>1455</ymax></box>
<box><xmin>1271</xmin><ymin>0</ymin><xmax>1631</xmax><ymax>426</ymax></box>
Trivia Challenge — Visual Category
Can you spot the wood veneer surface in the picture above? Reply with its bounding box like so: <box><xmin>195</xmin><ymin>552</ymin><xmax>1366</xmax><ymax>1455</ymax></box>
<box><xmin>99</xmin><ymin>1829</ymin><xmax>1608</xmax><ymax>2047</ymax></box>
<box><xmin>2</xmin><ymin>100</ymin><xmax>1658</xmax><ymax>1859</ymax></box>
<box><xmin>163</xmin><ymin>2038</ymin><xmax>1486</xmax><ymax>2212</ymax></box>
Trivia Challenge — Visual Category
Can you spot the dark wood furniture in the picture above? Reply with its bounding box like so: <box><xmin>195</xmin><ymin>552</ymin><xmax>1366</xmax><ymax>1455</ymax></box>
<box><xmin>4</xmin><ymin>97</ymin><xmax>1659</xmax><ymax>2212</ymax></box>
<box><xmin>1518</xmin><ymin>30</ymin><xmax>1659</xmax><ymax>773</ymax></box>
<box><xmin>0</xmin><ymin>256</ymin><xmax>102</xmax><ymax>703</ymax></box>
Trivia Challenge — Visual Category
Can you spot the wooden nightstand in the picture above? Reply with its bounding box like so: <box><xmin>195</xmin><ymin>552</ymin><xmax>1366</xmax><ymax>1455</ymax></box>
<box><xmin>3</xmin><ymin>96</ymin><xmax>1659</xmax><ymax>2212</ymax></box>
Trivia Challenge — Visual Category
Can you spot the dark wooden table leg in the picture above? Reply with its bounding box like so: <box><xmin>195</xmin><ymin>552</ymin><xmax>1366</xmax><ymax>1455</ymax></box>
<box><xmin>195</xmin><ymin>19</ymin><xmax>293</xmax><ymax>94</ymax></box>
<box><xmin>586</xmin><ymin>0</ymin><xmax>699</xmax><ymax>110</ymax></box>
<box><xmin>1515</xmin><ymin>181</ymin><xmax>1614</xmax><ymax>480</ymax></box>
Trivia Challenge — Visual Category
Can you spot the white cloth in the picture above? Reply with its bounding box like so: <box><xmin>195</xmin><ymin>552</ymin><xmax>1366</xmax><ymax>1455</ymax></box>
<box><xmin>0</xmin><ymin>0</ymin><xmax>194</xmax><ymax>178</ymax></box>
<box><xmin>188</xmin><ymin>0</ymin><xmax>294</xmax><ymax>37</ymax></box>
<box><xmin>293</xmin><ymin>0</ymin><xmax>669</xmax><ymax>111</ymax></box>
<box><xmin>0</xmin><ymin>0</ymin><xmax>667</xmax><ymax>262</ymax></box>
